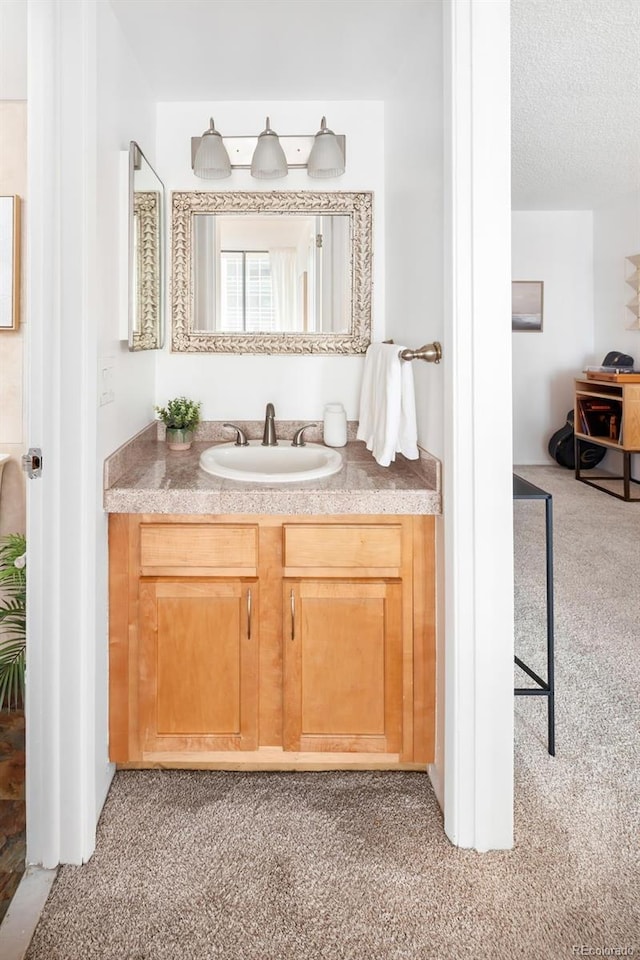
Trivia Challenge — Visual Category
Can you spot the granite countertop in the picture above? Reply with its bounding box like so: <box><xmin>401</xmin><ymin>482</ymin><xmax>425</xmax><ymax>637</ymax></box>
<box><xmin>103</xmin><ymin>422</ymin><xmax>441</xmax><ymax>516</ymax></box>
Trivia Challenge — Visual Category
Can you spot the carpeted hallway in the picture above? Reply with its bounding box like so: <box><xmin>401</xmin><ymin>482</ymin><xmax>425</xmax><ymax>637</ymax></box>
<box><xmin>25</xmin><ymin>466</ymin><xmax>639</xmax><ymax>959</ymax></box>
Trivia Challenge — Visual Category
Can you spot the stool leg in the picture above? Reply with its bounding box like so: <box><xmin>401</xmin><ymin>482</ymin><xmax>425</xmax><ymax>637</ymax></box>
<box><xmin>623</xmin><ymin>451</ymin><xmax>631</xmax><ymax>501</ymax></box>
<box><xmin>548</xmin><ymin>692</ymin><xmax>555</xmax><ymax>756</ymax></box>
<box><xmin>545</xmin><ymin>496</ymin><xmax>556</xmax><ymax>756</ymax></box>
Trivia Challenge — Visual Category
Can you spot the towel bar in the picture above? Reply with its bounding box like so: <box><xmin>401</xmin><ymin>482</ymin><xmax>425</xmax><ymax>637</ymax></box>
<box><xmin>399</xmin><ymin>341</ymin><xmax>442</xmax><ymax>364</ymax></box>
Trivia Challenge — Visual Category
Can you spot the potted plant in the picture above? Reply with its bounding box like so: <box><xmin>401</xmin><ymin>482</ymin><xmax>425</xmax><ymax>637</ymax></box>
<box><xmin>155</xmin><ymin>396</ymin><xmax>202</xmax><ymax>450</ymax></box>
<box><xmin>0</xmin><ymin>533</ymin><xmax>26</xmax><ymax>711</ymax></box>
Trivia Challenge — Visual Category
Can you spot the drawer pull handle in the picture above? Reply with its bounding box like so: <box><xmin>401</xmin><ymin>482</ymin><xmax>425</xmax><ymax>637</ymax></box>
<box><xmin>290</xmin><ymin>589</ymin><xmax>295</xmax><ymax>641</ymax></box>
<box><xmin>247</xmin><ymin>588</ymin><xmax>252</xmax><ymax>640</ymax></box>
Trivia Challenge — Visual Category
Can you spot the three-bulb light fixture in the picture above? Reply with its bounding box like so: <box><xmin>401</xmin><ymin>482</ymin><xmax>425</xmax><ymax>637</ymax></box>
<box><xmin>191</xmin><ymin>116</ymin><xmax>346</xmax><ymax>180</ymax></box>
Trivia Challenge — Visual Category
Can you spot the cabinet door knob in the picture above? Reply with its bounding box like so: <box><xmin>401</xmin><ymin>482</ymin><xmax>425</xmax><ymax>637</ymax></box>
<box><xmin>290</xmin><ymin>589</ymin><xmax>295</xmax><ymax>642</ymax></box>
<box><xmin>247</xmin><ymin>588</ymin><xmax>252</xmax><ymax>640</ymax></box>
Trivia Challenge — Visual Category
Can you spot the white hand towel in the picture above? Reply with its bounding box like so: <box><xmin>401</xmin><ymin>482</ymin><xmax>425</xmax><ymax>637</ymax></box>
<box><xmin>356</xmin><ymin>342</ymin><xmax>419</xmax><ymax>466</ymax></box>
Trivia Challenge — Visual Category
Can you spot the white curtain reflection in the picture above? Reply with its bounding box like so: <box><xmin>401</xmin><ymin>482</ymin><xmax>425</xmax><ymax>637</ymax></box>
<box><xmin>193</xmin><ymin>215</ymin><xmax>216</xmax><ymax>331</ymax></box>
<box><xmin>268</xmin><ymin>247</ymin><xmax>298</xmax><ymax>331</ymax></box>
<box><xmin>318</xmin><ymin>216</ymin><xmax>350</xmax><ymax>333</ymax></box>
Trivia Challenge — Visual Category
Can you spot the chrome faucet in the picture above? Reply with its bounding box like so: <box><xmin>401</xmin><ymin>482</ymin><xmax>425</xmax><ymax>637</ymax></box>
<box><xmin>291</xmin><ymin>423</ymin><xmax>317</xmax><ymax>447</ymax></box>
<box><xmin>223</xmin><ymin>423</ymin><xmax>249</xmax><ymax>446</ymax></box>
<box><xmin>262</xmin><ymin>402</ymin><xmax>278</xmax><ymax>446</ymax></box>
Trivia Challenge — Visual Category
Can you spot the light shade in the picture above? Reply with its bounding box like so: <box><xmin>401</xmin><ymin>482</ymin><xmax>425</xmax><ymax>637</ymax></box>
<box><xmin>250</xmin><ymin>117</ymin><xmax>288</xmax><ymax>180</ymax></box>
<box><xmin>193</xmin><ymin>118</ymin><xmax>231</xmax><ymax>180</ymax></box>
<box><xmin>307</xmin><ymin>117</ymin><xmax>345</xmax><ymax>179</ymax></box>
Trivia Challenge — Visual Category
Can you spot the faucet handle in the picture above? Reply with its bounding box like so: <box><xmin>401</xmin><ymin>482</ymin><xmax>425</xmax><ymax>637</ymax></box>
<box><xmin>223</xmin><ymin>423</ymin><xmax>249</xmax><ymax>446</ymax></box>
<box><xmin>291</xmin><ymin>423</ymin><xmax>317</xmax><ymax>447</ymax></box>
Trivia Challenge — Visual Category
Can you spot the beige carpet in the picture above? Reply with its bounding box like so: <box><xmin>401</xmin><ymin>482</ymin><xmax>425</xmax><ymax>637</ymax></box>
<box><xmin>25</xmin><ymin>466</ymin><xmax>639</xmax><ymax>959</ymax></box>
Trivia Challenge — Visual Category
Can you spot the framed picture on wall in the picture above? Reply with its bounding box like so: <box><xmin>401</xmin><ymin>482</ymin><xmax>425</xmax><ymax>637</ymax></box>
<box><xmin>512</xmin><ymin>280</ymin><xmax>543</xmax><ymax>332</ymax></box>
<box><xmin>0</xmin><ymin>196</ymin><xmax>21</xmax><ymax>331</ymax></box>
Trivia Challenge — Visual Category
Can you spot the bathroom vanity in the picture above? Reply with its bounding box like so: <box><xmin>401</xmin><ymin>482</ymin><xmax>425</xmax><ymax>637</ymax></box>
<box><xmin>105</xmin><ymin>425</ymin><xmax>440</xmax><ymax>771</ymax></box>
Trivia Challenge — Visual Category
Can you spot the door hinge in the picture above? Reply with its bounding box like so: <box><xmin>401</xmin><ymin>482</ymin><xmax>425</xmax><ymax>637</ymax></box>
<box><xmin>316</xmin><ymin>233</ymin><xmax>323</xmax><ymax>248</ymax></box>
<box><xmin>22</xmin><ymin>448</ymin><xmax>43</xmax><ymax>479</ymax></box>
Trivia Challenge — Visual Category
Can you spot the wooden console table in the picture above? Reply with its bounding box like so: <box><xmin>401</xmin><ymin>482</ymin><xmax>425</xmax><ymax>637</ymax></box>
<box><xmin>574</xmin><ymin>376</ymin><xmax>640</xmax><ymax>502</ymax></box>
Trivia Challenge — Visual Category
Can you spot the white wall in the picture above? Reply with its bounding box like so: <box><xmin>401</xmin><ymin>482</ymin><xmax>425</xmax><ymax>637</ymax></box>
<box><xmin>382</xmin><ymin>0</ymin><xmax>444</xmax><ymax>808</ymax></box>
<box><xmin>512</xmin><ymin>211</ymin><xmax>595</xmax><ymax>464</ymax></box>
<box><xmin>97</xmin><ymin>3</ymin><xmax>157</xmax><ymax>455</ymax></box>
<box><xmin>155</xmin><ymin>101</ymin><xmax>384</xmax><ymax>422</ymax></box>
<box><xmin>0</xmin><ymin>0</ymin><xmax>26</xmax><ymax>100</ymax></box>
<box><xmin>593</xmin><ymin>188</ymin><xmax>640</xmax><ymax>358</ymax></box>
<box><xmin>384</xmin><ymin>2</ymin><xmax>444</xmax><ymax>459</ymax></box>
<box><xmin>442</xmin><ymin>0</ymin><xmax>514</xmax><ymax>849</ymax></box>
<box><xmin>93</xmin><ymin>0</ymin><xmax>158</xmax><ymax>823</ymax></box>
<box><xmin>593</xmin><ymin>189</ymin><xmax>640</xmax><ymax>472</ymax></box>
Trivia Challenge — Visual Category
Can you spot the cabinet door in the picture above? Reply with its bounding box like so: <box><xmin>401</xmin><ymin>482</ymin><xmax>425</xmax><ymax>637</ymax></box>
<box><xmin>138</xmin><ymin>580</ymin><xmax>258</xmax><ymax>754</ymax></box>
<box><xmin>283</xmin><ymin>581</ymin><xmax>403</xmax><ymax>754</ymax></box>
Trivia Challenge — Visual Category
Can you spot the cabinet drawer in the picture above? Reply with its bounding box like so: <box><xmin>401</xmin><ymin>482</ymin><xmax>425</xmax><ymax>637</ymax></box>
<box><xmin>140</xmin><ymin>524</ymin><xmax>258</xmax><ymax>576</ymax></box>
<box><xmin>283</xmin><ymin>524</ymin><xmax>403</xmax><ymax>576</ymax></box>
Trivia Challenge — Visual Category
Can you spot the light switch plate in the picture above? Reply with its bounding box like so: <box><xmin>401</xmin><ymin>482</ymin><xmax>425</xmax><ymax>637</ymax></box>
<box><xmin>98</xmin><ymin>357</ymin><xmax>115</xmax><ymax>406</ymax></box>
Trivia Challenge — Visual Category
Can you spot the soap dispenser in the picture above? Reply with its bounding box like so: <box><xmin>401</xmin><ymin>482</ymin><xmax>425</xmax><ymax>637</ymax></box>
<box><xmin>323</xmin><ymin>402</ymin><xmax>347</xmax><ymax>447</ymax></box>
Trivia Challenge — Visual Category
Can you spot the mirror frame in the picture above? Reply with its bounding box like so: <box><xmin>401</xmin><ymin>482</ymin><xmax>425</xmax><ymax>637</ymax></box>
<box><xmin>171</xmin><ymin>191</ymin><xmax>373</xmax><ymax>354</ymax></box>
<box><xmin>129</xmin><ymin>141</ymin><xmax>165</xmax><ymax>351</ymax></box>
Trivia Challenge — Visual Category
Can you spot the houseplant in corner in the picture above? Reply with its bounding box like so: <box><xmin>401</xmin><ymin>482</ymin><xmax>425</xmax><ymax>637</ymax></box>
<box><xmin>155</xmin><ymin>396</ymin><xmax>202</xmax><ymax>450</ymax></box>
<box><xmin>0</xmin><ymin>533</ymin><xmax>26</xmax><ymax>711</ymax></box>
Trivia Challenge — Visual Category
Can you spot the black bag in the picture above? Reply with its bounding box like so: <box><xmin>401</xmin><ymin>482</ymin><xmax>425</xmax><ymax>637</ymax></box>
<box><xmin>602</xmin><ymin>351</ymin><xmax>634</xmax><ymax>369</ymax></box>
<box><xmin>548</xmin><ymin>410</ymin><xmax>606</xmax><ymax>470</ymax></box>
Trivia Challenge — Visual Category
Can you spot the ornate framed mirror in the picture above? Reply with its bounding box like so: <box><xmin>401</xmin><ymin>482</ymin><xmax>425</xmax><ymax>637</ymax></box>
<box><xmin>128</xmin><ymin>141</ymin><xmax>165</xmax><ymax>351</ymax></box>
<box><xmin>171</xmin><ymin>191</ymin><xmax>372</xmax><ymax>354</ymax></box>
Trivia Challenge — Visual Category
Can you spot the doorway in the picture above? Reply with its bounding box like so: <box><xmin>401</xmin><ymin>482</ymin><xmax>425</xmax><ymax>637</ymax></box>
<box><xmin>0</xmin><ymin>99</ymin><xmax>27</xmax><ymax>923</ymax></box>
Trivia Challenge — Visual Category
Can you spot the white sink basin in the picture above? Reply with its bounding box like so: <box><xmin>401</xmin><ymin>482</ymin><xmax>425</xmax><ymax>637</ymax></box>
<box><xmin>199</xmin><ymin>440</ymin><xmax>343</xmax><ymax>483</ymax></box>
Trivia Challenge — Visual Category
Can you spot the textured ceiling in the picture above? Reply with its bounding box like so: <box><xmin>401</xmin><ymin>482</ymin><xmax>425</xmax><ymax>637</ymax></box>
<box><xmin>511</xmin><ymin>0</ymin><xmax>640</xmax><ymax>209</ymax></box>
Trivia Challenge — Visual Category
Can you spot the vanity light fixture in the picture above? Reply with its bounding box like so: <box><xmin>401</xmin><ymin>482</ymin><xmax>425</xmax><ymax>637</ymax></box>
<box><xmin>250</xmin><ymin>117</ymin><xmax>288</xmax><ymax>180</ymax></box>
<box><xmin>307</xmin><ymin>117</ymin><xmax>346</xmax><ymax>178</ymax></box>
<box><xmin>190</xmin><ymin>116</ymin><xmax>346</xmax><ymax>180</ymax></box>
<box><xmin>192</xmin><ymin>118</ymin><xmax>231</xmax><ymax>180</ymax></box>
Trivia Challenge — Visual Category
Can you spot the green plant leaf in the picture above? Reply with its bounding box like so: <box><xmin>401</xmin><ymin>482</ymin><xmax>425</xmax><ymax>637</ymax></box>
<box><xmin>0</xmin><ymin>640</ymin><xmax>25</xmax><ymax>711</ymax></box>
<box><xmin>155</xmin><ymin>396</ymin><xmax>201</xmax><ymax>430</ymax></box>
<box><xmin>0</xmin><ymin>533</ymin><xmax>26</xmax><ymax>711</ymax></box>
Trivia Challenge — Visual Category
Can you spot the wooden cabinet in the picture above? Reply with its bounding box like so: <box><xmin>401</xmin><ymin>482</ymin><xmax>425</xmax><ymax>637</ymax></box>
<box><xmin>575</xmin><ymin>376</ymin><xmax>640</xmax><ymax>450</ymax></box>
<box><xmin>138</xmin><ymin>580</ymin><xmax>258</xmax><ymax>754</ymax></box>
<box><xmin>109</xmin><ymin>513</ymin><xmax>435</xmax><ymax>770</ymax></box>
<box><xmin>574</xmin><ymin>376</ymin><xmax>640</xmax><ymax>500</ymax></box>
<box><xmin>283</xmin><ymin>580</ymin><xmax>403</xmax><ymax>755</ymax></box>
